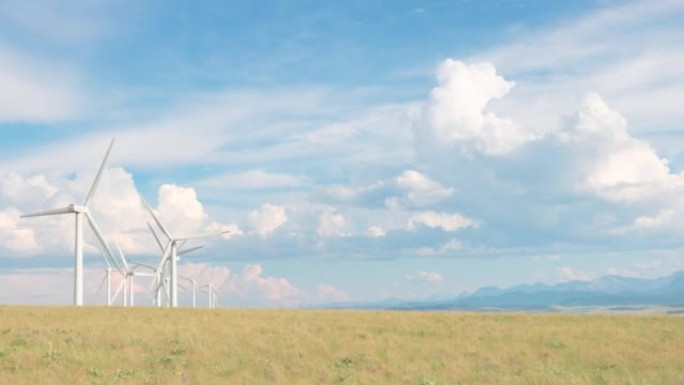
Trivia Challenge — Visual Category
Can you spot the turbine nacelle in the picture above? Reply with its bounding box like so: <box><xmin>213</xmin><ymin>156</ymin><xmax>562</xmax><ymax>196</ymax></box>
<box><xmin>71</xmin><ymin>204</ymin><xmax>88</xmax><ymax>213</ymax></box>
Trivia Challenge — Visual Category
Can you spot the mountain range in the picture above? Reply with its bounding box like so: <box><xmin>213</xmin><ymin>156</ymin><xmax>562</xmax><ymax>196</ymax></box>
<box><xmin>325</xmin><ymin>271</ymin><xmax>684</xmax><ymax>312</ymax></box>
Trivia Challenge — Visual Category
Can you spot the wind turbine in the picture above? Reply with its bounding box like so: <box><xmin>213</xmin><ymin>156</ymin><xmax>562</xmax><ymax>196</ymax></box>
<box><xmin>110</xmin><ymin>243</ymin><xmax>156</xmax><ymax>307</ymax></box>
<box><xmin>201</xmin><ymin>283</ymin><xmax>218</xmax><ymax>308</ymax></box>
<box><xmin>142</xmin><ymin>208</ymin><xmax>220</xmax><ymax>308</ymax></box>
<box><xmin>147</xmin><ymin>222</ymin><xmax>203</xmax><ymax>307</ymax></box>
<box><xmin>93</xmin><ymin>240</ymin><xmax>124</xmax><ymax>306</ymax></box>
<box><xmin>21</xmin><ymin>139</ymin><xmax>116</xmax><ymax>306</ymax></box>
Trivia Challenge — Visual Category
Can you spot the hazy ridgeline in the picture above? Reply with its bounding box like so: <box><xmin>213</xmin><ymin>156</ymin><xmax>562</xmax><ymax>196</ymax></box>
<box><xmin>0</xmin><ymin>307</ymin><xmax>682</xmax><ymax>384</ymax></box>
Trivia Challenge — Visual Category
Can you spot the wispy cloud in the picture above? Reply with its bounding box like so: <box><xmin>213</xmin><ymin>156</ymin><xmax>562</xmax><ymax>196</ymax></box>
<box><xmin>405</xmin><ymin>270</ymin><xmax>444</xmax><ymax>283</ymax></box>
<box><xmin>0</xmin><ymin>43</ymin><xmax>84</xmax><ymax>122</ymax></box>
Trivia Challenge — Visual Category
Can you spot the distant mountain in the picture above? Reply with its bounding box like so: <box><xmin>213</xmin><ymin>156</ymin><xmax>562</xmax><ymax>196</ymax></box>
<box><xmin>324</xmin><ymin>271</ymin><xmax>684</xmax><ymax>312</ymax></box>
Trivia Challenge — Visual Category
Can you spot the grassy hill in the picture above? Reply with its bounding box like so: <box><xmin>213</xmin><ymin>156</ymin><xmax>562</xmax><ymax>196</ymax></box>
<box><xmin>0</xmin><ymin>306</ymin><xmax>682</xmax><ymax>384</ymax></box>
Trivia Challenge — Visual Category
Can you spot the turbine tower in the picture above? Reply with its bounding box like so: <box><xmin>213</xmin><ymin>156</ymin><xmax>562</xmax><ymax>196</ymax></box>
<box><xmin>143</xmin><ymin>199</ymin><xmax>228</xmax><ymax>307</ymax></box>
<box><xmin>147</xmin><ymin>222</ymin><xmax>203</xmax><ymax>307</ymax></box>
<box><xmin>21</xmin><ymin>139</ymin><xmax>116</xmax><ymax>306</ymax></box>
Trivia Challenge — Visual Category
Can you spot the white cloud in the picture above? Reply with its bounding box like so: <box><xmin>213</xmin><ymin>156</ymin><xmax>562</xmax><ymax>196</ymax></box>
<box><xmin>407</xmin><ymin>211</ymin><xmax>475</xmax><ymax>232</ymax></box>
<box><xmin>405</xmin><ymin>270</ymin><xmax>444</xmax><ymax>283</ymax></box>
<box><xmin>476</xmin><ymin>0</ymin><xmax>684</xmax><ymax>136</ymax></box>
<box><xmin>248</xmin><ymin>203</ymin><xmax>288</xmax><ymax>237</ymax></box>
<box><xmin>315</xmin><ymin>284</ymin><xmax>350</xmax><ymax>302</ymax></box>
<box><xmin>384</xmin><ymin>196</ymin><xmax>401</xmax><ymax>210</ymax></box>
<box><xmin>294</xmin><ymin>122</ymin><xmax>357</xmax><ymax>144</ymax></box>
<box><xmin>367</xmin><ymin>226</ymin><xmax>386</xmax><ymax>238</ymax></box>
<box><xmin>0</xmin><ymin>43</ymin><xmax>83</xmax><ymax>122</ymax></box>
<box><xmin>155</xmin><ymin>184</ymin><xmax>207</xmax><ymax>234</ymax></box>
<box><xmin>316</xmin><ymin>206</ymin><xmax>350</xmax><ymax>237</ymax></box>
<box><xmin>395</xmin><ymin>170</ymin><xmax>453</xmax><ymax>206</ymax></box>
<box><xmin>557</xmin><ymin>267</ymin><xmax>593</xmax><ymax>281</ymax></box>
<box><xmin>411</xmin><ymin>239</ymin><xmax>462</xmax><ymax>256</ymax></box>
<box><xmin>0</xmin><ymin>172</ymin><xmax>58</xmax><ymax>207</ymax></box>
<box><xmin>225</xmin><ymin>264</ymin><xmax>300</xmax><ymax>302</ymax></box>
<box><xmin>197</xmin><ymin>169</ymin><xmax>308</xmax><ymax>190</ymax></box>
<box><xmin>416</xmin><ymin>59</ymin><xmax>534</xmax><ymax>155</ymax></box>
<box><xmin>0</xmin><ymin>208</ymin><xmax>41</xmax><ymax>255</ymax></box>
<box><xmin>632</xmin><ymin>210</ymin><xmax>675</xmax><ymax>230</ymax></box>
<box><xmin>179</xmin><ymin>262</ymin><xmax>232</xmax><ymax>289</ymax></box>
<box><xmin>560</xmin><ymin>93</ymin><xmax>682</xmax><ymax>203</ymax></box>
<box><xmin>1</xmin><ymin>168</ymin><xmax>240</xmax><ymax>258</ymax></box>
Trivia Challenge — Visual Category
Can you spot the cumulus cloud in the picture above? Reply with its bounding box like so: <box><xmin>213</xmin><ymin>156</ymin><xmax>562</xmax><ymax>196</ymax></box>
<box><xmin>316</xmin><ymin>206</ymin><xmax>350</xmax><ymax>237</ymax></box>
<box><xmin>248</xmin><ymin>203</ymin><xmax>288</xmax><ymax>237</ymax></box>
<box><xmin>0</xmin><ymin>172</ymin><xmax>58</xmax><ymax>207</ymax></box>
<box><xmin>416</xmin><ymin>59</ymin><xmax>534</xmax><ymax>155</ymax></box>
<box><xmin>0</xmin><ymin>208</ymin><xmax>41</xmax><ymax>255</ymax></box>
<box><xmin>179</xmin><ymin>262</ymin><xmax>232</xmax><ymax>289</ymax></box>
<box><xmin>315</xmin><ymin>284</ymin><xmax>350</xmax><ymax>302</ymax></box>
<box><xmin>155</xmin><ymin>184</ymin><xmax>207</xmax><ymax>233</ymax></box>
<box><xmin>225</xmin><ymin>264</ymin><xmax>300</xmax><ymax>302</ymax></box>
<box><xmin>405</xmin><ymin>270</ymin><xmax>444</xmax><ymax>283</ymax></box>
<box><xmin>1</xmin><ymin>168</ymin><xmax>240</xmax><ymax>258</ymax></box>
<box><xmin>559</xmin><ymin>93</ymin><xmax>683</xmax><ymax>203</ymax></box>
<box><xmin>407</xmin><ymin>211</ymin><xmax>476</xmax><ymax>232</ymax></box>
<box><xmin>395</xmin><ymin>170</ymin><xmax>454</xmax><ymax>206</ymax></box>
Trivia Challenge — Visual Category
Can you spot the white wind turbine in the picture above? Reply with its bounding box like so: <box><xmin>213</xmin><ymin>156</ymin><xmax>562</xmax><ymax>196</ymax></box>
<box><xmin>21</xmin><ymin>139</ymin><xmax>117</xmax><ymax>306</ymax></box>
<box><xmin>93</xmin><ymin>240</ymin><xmax>124</xmax><ymax>306</ymax></box>
<box><xmin>143</xmin><ymin>201</ymin><xmax>228</xmax><ymax>307</ymax></box>
<box><xmin>201</xmin><ymin>283</ymin><xmax>218</xmax><ymax>309</ymax></box>
<box><xmin>178</xmin><ymin>263</ymin><xmax>209</xmax><ymax>308</ymax></box>
<box><xmin>178</xmin><ymin>276</ymin><xmax>199</xmax><ymax>308</ymax></box>
<box><xmin>110</xmin><ymin>243</ymin><xmax>156</xmax><ymax>307</ymax></box>
<box><xmin>147</xmin><ymin>222</ymin><xmax>203</xmax><ymax>307</ymax></box>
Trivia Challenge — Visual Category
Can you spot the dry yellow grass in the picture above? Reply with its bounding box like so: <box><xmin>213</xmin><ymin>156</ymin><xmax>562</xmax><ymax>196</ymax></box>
<box><xmin>0</xmin><ymin>306</ymin><xmax>682</xmax><ymax>384</ymax></box>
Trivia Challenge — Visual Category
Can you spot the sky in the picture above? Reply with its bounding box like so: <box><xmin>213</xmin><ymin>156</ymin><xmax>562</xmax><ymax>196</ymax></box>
<box><xmin>1</xmin><ymin>0</ymin><xmax>684</xmax><ymax>307</ymax></box>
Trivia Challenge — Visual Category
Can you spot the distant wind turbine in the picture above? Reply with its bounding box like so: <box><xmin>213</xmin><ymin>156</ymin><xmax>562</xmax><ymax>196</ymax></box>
<box><xmin>201</xmin><ymin>283</ymin><xmax>218</xmax><ymax>309</ymax></box>
<box><xmin>147</xmin><ymin>221</ymin><xmax>203</xmax><ymax>307</ymax></box>
<box><xmin>142</xmin><ymin>203</ymin><xmax>226</xmax><ymax>308</ymax></box>
<box><xmin>110</xmin><ymin>243</ymin><xmax>156</xmax><ymax>307</ymax></box>
<box><xmin>21</xmin><ymin>139</ymin><xmax>116</xmax><ymax>306</ymax></box>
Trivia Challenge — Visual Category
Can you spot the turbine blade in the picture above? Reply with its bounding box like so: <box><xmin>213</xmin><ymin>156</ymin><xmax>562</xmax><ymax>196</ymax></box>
<box><xmin>141</xmin><ymin>198</ymin><xmax>172</xmax><ymax>239</ymax></box>
<box><xmin>148</xmin><ymin>244</ymin><xmax>172</xmax><ymax>291</ymax></box>
<box><xmin>130</xmin><ymin>261</ymin><xmax>156</xmax><ymax>271</ymax></box>
<box><xmin>115</xmin><ymin>242</ymin><xmax>129</xmax><ymax>271</ymax></box>
<box><xmin>111</xmin><ymin>277</ymin><xmax>125</xmax><ymax>302</ymax></box>
<box><xmin>132</xmin><ymin>272</ymin><xmax>155</xmax><ymax>277</ymax></box>
<box><xmin>84</xmin><ymin>138</ymin><xmax>115</xmax><ymax>207</ymax></box>
<box><xmin>176</xmin><ymin>230</ymin><xmax>230</xmax><ymax>242</ymax></box>
<box><xmin>84</xmin><ymin>212</ymin><xmax>122</xmax><ymax>272</ymax></box>
<box><xmin>94</xmin><ymin>241</ymin><xmax>111</xmax><ymax>269</ymax></box>
<box><xmin>147</xmin><ymin>222</ymin><xmax>165</xmax><ymax>252</ymax></box>
<box><xmin>178</xmin><ymin>246</ymin><xmax>203</xmax><ymax>256</ymax></box>
<box><xmin>20</xmin><ymin>206</ymin><xmax>74</xmax><ymax>218</ymax></box>
<box><xmin>94</xmin><ymin>273</ymin><xmax>108</xmax><ymax>298</ymax></box>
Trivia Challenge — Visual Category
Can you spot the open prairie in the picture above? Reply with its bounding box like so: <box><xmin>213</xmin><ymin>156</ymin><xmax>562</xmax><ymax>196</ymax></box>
<box><xmin>0</xmin><ymin>307</ymin><xmax>682</xmax><ymax>385</ymax></box>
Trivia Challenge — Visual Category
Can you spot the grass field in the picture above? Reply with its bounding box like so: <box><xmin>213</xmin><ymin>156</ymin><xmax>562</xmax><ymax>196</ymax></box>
<box><xmin>0</xmin><ymin>307</ymin><xmax>682</xmax><ymax>384</ymax></box>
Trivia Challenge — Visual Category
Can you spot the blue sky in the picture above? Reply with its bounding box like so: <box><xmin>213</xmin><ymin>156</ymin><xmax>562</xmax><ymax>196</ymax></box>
<box><xmin>2</xmin><ymin>0</ymin><xmax>684</xmax><ymax>306</ymax></box>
